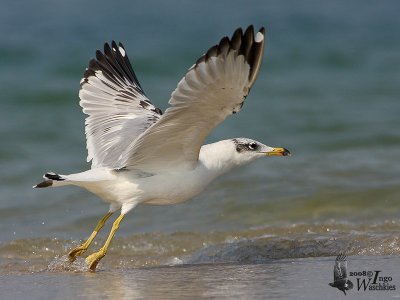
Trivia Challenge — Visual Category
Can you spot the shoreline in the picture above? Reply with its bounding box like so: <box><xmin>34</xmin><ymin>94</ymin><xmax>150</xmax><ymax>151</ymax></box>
<box><xmin>1</xmin><ymin>256</ymin><xmax>399</xmax><ymax>299</ymax></box>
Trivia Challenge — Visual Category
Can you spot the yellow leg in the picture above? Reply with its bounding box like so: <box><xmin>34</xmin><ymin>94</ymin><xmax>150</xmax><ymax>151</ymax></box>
<box><xmin>85</xmin><ymin>213</ymin><xmax>125</xmax><ymax>271</ymax></box>
<box><xmin>68</xmin><ymin>212</ymin><xmax>113</xmax><ymax>262</ymax></box>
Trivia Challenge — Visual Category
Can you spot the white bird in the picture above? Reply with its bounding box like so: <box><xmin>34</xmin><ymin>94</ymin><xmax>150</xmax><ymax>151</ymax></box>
<box><xmin>34</xmin><ymin>25</ymin><xmax>290</xmax><ymax>271</ymax></box>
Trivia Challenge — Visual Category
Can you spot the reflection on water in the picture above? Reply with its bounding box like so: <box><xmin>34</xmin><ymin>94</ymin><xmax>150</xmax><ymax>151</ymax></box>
<box><xmin>1</xmin><ymin>257</ymin><xmax>399</xmax><ymax>299</ymax></box>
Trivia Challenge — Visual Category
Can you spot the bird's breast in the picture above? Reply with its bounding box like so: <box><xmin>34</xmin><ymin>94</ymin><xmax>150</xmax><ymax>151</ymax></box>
<box><xmin>139</xmin><ymin>165</ymin><xmax>214</xmax><ymax>205</ymax></box>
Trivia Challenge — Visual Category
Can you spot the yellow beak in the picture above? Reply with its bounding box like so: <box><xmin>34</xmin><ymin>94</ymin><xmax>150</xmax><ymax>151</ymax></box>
<box><xmin>266</xmin><ymin>147</ymin><xmax>291</xmax><ymax>156</ymax></box>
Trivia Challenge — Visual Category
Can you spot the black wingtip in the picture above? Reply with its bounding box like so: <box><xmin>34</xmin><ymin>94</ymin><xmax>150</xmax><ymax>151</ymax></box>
<box><xmin>336</xmin><ymin>253</ymin><xmax>348</xmax><ymax>261</ymax></box>
<box><xmin>80</xmin><ymin>40</ymin><xmax>148</xmax><ymax>96</ymax></box>
<box><xmin>44</xmin><ymin>172</ymin><xmax>65</xmax><ymax>181</ymax></box>
<box><xmin>103</xmin><ymin>42</ymin><xmax>113</xmax><ymax>58</ymax></box>
<box><xmin>194</xmin><ymin>25</ymin><xmax>265</xmax><ymax>88</ymax></box>
<box><xmin>230</xmin><ymin>27</ymin><xmax>243</xmax><ymax>51</ymax></box>
<box><xmin>33</xmin><ymin>180</ymin><xmax>53</xmax><ymax>188</ymax></box>
<box><xmin>247</xmin><ymin>26</ymin><xmax>265</xmax><ymax>86</ymax></box>
<box><xmin>118</xmin><ymin>42</ymin><xmax>126</xmax><ymax>50</ymax></box>
<box><xmin>95</xmin><ymin>49</ymin><xmax>103</xmax><ymax>60</ymax></box>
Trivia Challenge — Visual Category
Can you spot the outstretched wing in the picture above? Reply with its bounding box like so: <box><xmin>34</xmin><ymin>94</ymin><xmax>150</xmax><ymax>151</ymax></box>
<box><xmin>79</xmin><ymin>41</ymin><xmax>162</xmax><ymax>168</ymax></box>
<box><xmin>333</xmin><ymin>254</ymin><xmax>349</xmax><ymax>281</ymax></box>
<box><xmin>120</xmin><ymin>26</ymin><xmax>265</xmax><ymax>172</ymax></box>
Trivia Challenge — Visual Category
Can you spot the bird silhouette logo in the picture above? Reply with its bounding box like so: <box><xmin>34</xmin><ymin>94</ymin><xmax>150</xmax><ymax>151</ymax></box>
<box><xmin>329</xmin><ymin>254</ymin><xmax>354</xmax><ymax>295</ymax></box>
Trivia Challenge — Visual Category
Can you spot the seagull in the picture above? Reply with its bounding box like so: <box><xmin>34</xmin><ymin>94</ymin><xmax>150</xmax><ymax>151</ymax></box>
<box><xmin>34</xmin><ymin>25</ymin><xmax>290</xmax><ymax>271</ymax></box>
<box><xmin>329</xmin><ymin>254</ymin><xmax>354</xmax><ymax>295</ymax></box>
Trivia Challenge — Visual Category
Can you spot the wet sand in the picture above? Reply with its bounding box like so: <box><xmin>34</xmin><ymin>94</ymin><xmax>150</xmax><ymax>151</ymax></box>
<box><xmin>0</xmin><ymin>256</ymin><xmax>399</xmax><ymax>299</ymax></box>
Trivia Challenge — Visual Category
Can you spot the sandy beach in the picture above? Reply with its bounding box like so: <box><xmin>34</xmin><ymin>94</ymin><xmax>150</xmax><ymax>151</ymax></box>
<box><xmin>0</xmin><ymin>256</ymin><xmax>399</xmax><ymax>299</ymax></box>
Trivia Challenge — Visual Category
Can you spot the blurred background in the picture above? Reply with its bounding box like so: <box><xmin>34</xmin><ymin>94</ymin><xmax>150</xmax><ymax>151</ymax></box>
<box><xmin>0</xmin><ymin>0</ymin><xmax>399</xmax><ymax>266</ymax></box>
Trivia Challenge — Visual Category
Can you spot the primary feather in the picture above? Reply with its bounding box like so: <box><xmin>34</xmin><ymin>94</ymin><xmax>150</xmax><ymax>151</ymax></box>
<box><xmin>79</xmin><ymin>41</ymin><xmax>162</xmax><ymax>169</ymax></box>
<box><xmin>80</xmin><ymin>26</ymin><xmax>265</xmax><ymax>172</ymax></box>
<box><xmin>122</xmin><ymin>26</ymin><xmax>265</xmax><ymax>172</ymax></box>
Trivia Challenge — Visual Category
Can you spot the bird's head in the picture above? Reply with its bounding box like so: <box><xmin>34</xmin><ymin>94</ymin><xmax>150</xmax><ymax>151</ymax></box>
<box><xmin>200</xmin><ymin>138</ymin><xmax>290</xmax><ymax>175</ymax></box>
<box><xmin>231</xmin><ymin>138</ymin><xmax>290</xmax><ymax>165</ymax></box>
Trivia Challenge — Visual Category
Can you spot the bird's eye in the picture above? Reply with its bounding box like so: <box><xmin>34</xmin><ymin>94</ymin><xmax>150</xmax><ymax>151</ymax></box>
<box><xmin>248</xmin><ymin>142</ymin><xmax>257</xmax><ymax>150</ymax></box>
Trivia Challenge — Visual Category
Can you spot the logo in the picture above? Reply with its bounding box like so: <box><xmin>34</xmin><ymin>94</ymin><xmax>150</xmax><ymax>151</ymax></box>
<box><xmin>329</xmin><ymin>254</ymin><xmax>354</xmax><ymax>295</ymax></box>
<box><xmin>328</xmin><ymin>254</ymin><xmax>396</xmax><ymax>295</ymax></box>
<box><xmin>350</xmin><ymin>270</ymin><xmax>396</xmax><ymax>291</ymax></box>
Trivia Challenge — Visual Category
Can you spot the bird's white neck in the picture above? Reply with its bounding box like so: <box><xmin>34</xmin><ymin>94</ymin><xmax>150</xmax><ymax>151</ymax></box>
<box><xmin>198</xmin><ymin>140</ymin><xmax>251</xmax><ymax>178</ymax></box>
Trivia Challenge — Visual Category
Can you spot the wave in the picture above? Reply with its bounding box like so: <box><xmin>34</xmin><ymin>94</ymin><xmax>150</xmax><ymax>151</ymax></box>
<box><xmin>1</xmin><ymin>220</ymin><xmax>399</xmax><ymax>274</ymax></box>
